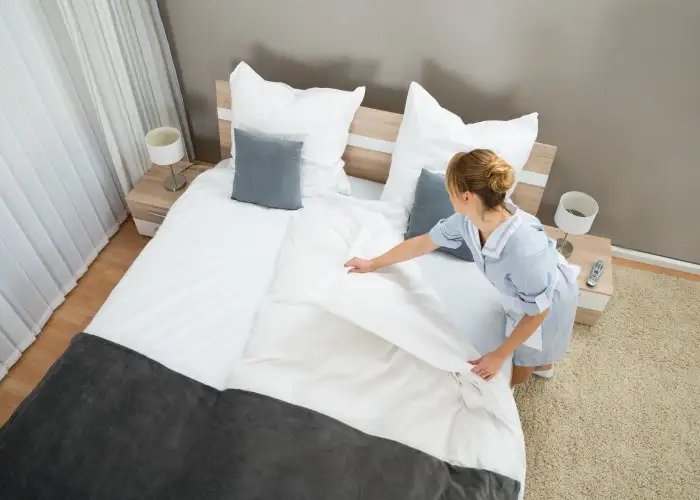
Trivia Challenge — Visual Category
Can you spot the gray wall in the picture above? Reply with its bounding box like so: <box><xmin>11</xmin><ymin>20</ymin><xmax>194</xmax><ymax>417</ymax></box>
<box><xmin>158</xmin><ymin>0</ymin><xmax>700</xmax><ymax>263</ymax></box>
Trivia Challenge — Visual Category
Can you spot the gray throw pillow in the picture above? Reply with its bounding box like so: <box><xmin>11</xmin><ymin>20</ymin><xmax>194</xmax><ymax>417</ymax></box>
<box><xmin>405</xmin><ymin>169</ymin><xmax>473</xmax><ymax>261</ymax></box>
<box><xmin>231</xmin><ymin>128</ymin><xmax>303</xmax><ymax>210</ymax></box>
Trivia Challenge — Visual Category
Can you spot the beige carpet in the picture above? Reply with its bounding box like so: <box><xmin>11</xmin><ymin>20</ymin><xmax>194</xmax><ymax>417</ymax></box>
<box><xmin>515</xmin><ymin>266</ymin><xmax>699</xmax><ymax>500</ymax></box>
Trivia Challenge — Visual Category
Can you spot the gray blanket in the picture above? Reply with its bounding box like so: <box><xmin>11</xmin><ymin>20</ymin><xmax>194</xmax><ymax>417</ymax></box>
<box><xmin>0</xmin><ymin>334</ymin><xmax>520</xmax><ymax>499</ymax></box>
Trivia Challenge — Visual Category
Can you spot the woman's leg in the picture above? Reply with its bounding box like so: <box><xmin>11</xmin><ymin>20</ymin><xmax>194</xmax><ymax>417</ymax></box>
<box><xmin>534</xmin><ymin>364</ymin><xmax>552</xmax><ymax>371</ymax></box>
<box><xmin>511</xmin><ymin>365</ymin><xmax>534</xmax><ymax>387</ymax></box>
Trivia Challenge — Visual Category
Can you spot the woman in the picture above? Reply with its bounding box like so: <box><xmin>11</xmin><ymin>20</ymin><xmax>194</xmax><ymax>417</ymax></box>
<box><xmin>344</xmin><ymin>149</ymin><xmax>579</xmax><ymax>386</ymax></box>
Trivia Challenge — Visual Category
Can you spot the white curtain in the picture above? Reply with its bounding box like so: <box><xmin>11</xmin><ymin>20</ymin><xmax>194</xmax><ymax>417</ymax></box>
<box><xmin>56</xmin><ymin>0</ymin><xmax>193</xmax><ymax>194</ymax></box>
<box><xmin>0</xmin><ymin>2</ymin><xmax>127</xmax><ymax>378</ymax></box>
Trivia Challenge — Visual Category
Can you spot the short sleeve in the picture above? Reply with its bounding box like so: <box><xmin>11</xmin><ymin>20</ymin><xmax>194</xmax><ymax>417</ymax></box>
<box><xmin>428</xmin><ymin>213</ymin><xmax>466</xmax><ymax>250</ymax></box>
<box><xmin>509</xmin><ymin>247</ymin><xmax>556</xmax><ymax>316</ymax></box>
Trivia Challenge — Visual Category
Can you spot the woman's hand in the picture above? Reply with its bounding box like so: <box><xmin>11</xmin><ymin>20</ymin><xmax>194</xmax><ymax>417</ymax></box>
<box><xmin>343</xmin><ymin>235</ymin><xmax>438</xmax><ymax>274</ymax></box>
<box><xmin>344</xmin><ymin>257</ymin><xmax>378</xmax><ymax>273</ymax></box>
<box><xmin>469</xmin><ymin>351</ymin><xmax>507</xmax><ymax>381</ymax></box>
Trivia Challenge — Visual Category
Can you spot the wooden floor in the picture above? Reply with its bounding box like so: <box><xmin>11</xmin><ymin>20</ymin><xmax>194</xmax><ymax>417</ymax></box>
<box><xmin>0</xmin><ymin>219</ymin><xmax>698</xmax><ymax>426</ymax></box>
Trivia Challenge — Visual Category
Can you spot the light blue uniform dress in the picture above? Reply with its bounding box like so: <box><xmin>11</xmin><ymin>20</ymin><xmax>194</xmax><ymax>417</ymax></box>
<box><xmin>428</xmin><ymin>200</ymin><xmax>580</xmax><ymax>366</ymax></box>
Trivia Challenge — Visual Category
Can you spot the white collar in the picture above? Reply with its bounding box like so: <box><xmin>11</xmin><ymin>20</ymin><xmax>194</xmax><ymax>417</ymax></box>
<box><xmin>479</xmin><ymin>200</ymin><xmax>522</xmax><ymax>259</ymax></box>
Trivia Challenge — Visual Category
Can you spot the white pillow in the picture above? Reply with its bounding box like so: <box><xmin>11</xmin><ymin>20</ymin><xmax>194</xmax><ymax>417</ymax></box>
<box><xmin>229</xmin><ymin>62</ymin><xmax>364</xmax><ymax>195</ymax></box>
<box><xmin>381</xmin><ymin>82</ymin><xmax>538</xmax><ymax>212</ymax></box>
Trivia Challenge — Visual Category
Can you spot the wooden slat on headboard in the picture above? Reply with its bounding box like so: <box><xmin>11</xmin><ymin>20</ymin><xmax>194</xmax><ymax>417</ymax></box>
<box><xmin>348</xmin><ymin>107</ymin><xmax>402</xmax><ymax>142</ymax></box>
<box><xmin>215</xmin><ymin>80</ymin><xmax>557</xmax><ymax>215</ymax></box>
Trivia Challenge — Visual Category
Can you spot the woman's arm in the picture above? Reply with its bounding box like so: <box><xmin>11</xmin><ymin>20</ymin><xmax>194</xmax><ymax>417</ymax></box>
<box><xmin>344</xmin><ymin>234</ymin><xmax>438</xmax><ymax>273</ymax></box>
<box><xmin>470</xmin><ymin>310</ymin><xmax>548</xmax><ymax>381</ymax></box>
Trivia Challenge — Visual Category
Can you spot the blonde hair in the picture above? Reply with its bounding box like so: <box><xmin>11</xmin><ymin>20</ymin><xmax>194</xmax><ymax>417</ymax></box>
<box><xmin>445</xmin><ymin>149</ymin><xmax>515</xmax><ymax>209</ymax></box>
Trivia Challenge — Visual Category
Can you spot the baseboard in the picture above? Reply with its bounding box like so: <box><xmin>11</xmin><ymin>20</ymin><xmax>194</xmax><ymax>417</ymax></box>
<box><xmin>612</xmin><ymin>246</ymin><xmax>700</xmax><ymax>276</ymax></box>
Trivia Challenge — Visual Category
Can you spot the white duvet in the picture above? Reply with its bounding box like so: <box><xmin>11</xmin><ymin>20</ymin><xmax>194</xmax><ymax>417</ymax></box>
<box><xmin>233</xmin><ymin>196</ymin><xmax>525</xmax><ymax>482</ymax></box>
<box><xmin>87</xmin><ymin>167</ymin><xmax>525</xmax><ymax>489</ymax></box>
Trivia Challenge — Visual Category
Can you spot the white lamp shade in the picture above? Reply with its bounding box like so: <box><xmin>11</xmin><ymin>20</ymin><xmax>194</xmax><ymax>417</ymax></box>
<box><xmin>554</xmin><ymin>191</ymin><xmax>599</xmax><ymax>235</ymax></box>
<box><xmin>145</xmin><ymin>127</ymin><xmax>185</xmax><ymax>165</ymax></box>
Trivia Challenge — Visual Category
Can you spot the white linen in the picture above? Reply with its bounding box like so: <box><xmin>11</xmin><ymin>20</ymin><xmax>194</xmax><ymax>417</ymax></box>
<box><xmin>416</xmin><ymin>252</ymin><xmax>512</xmax><ymax>375</ymax></box>
<box><xmin>236</xmin><ymin>197</ymin><xmax>525</xmax><ymax>482</ymax></box>
<box><xmin>229</xmin><ymin>62</ymin><xmax>364</xmax><ymax>195</ymax></box>
<box><xmin>381</xmin><ymin>81</ymin><xmax>538</xmax><ymax>213</ymax></box>
<box><xmin>86</xmin><ymin>166</ymin><xmax>294</xmax><ymax>389</ymax></box>
<box><xmin>347</xmin><ymin>175</ymin><xmax>385</xmax><ymax>199</ymax></box>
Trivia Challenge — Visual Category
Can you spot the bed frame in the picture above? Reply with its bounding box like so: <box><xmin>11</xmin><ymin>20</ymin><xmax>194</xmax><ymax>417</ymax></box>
<box><xmin>215</xmin><ymin>80</ymin><xmax>557</xmax><ymax>216</ymax></box>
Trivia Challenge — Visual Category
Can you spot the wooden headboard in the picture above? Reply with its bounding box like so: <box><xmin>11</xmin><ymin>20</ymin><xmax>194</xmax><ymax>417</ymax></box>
<box><xmin>215</xmin><ymin>80</ymin><xmax>557</xmax><ymax>215</ymax></box>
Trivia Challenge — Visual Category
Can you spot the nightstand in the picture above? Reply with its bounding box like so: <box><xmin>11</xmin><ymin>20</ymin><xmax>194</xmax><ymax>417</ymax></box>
<box><xmin>544</xmin><ymin>226</ymin><xmax>614</xmax><ymax>326</ymax></box>
<box><xmin>126</xmin><ymin>162</ymin><xmax>213</xmax><ymax>237</ymax></box>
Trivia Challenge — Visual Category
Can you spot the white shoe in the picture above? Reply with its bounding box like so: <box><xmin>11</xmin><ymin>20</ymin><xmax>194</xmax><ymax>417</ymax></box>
<box><xmin>533</xmin><ymin>368</ymin><xmax>554</xmax><ymax>378</ymax></box>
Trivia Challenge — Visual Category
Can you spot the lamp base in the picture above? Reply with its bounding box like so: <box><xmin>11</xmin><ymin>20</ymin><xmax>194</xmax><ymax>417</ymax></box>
<box><xmin>164</xmin><ymin>173</ymin><xmax>186</xmax><ymax>192</ymax></box>
<box><xmin>556</xmin><ymin>238</ymin><xmax>574</xmax><ymax>258</ymax></box>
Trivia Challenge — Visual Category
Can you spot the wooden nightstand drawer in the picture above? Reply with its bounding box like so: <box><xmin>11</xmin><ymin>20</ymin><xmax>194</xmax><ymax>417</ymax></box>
<box><xmin>129</xmin><ymin>200</ymin><xmax>169</xmax><ymax>225</ymax></box>
<box><xmin>125</xmin><ymin>162</ymin><xmax>214</xmax><ymax>237</ymax></box>
<box><xmin>133</xmin><ymin>219</ymin><xmax>161</xmax><ymax>237</ymax></box>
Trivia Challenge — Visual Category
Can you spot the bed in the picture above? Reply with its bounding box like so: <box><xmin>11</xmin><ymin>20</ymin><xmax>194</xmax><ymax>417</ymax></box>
<box><xmin>0</xmin><ymin>78</ymin><xmax>557</xmax><ymax>500</ymax></box>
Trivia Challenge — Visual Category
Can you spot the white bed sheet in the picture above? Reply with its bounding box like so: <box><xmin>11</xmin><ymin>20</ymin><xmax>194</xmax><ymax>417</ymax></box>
<box><xmin>347</xmin><ymin>175</ymin><xmax>386</xmax><ymax>200</ymax></box>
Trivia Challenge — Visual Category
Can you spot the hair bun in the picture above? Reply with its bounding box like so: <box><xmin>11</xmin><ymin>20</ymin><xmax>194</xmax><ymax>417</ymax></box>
<box><xmin>486</xmin><ymin>160</ymin><xmax>515</xmax><ymax>194</ymax></box>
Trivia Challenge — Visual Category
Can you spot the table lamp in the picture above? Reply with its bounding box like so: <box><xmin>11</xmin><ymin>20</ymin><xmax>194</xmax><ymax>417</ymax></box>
<box><xmin>145</xmin><ymin>127</ymin><xmax>186</xmax><ymax>192</ymax></box>
<box><xmin>554</xmin><ymin>191</ymin><xmax>599</xmax><ymax>258</ymax></box>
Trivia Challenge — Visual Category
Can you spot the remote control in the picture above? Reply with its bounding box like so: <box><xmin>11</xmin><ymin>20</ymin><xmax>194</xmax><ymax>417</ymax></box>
<box><xmin>587</xmin><ymin>260</ymin><xmax>604</xmax><ymax>287</ymax></box>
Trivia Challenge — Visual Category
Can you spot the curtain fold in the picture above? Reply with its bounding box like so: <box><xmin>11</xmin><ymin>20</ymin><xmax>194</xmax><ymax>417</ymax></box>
<box><xmin>56</xmin><ymin>0</ymin><xmax>193</xmax><ymax>194</ymax></box>
<box><xmin>0</xmin><ymin>1</ymin><xmax>127</xmax><ymax>379</ymax></box>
